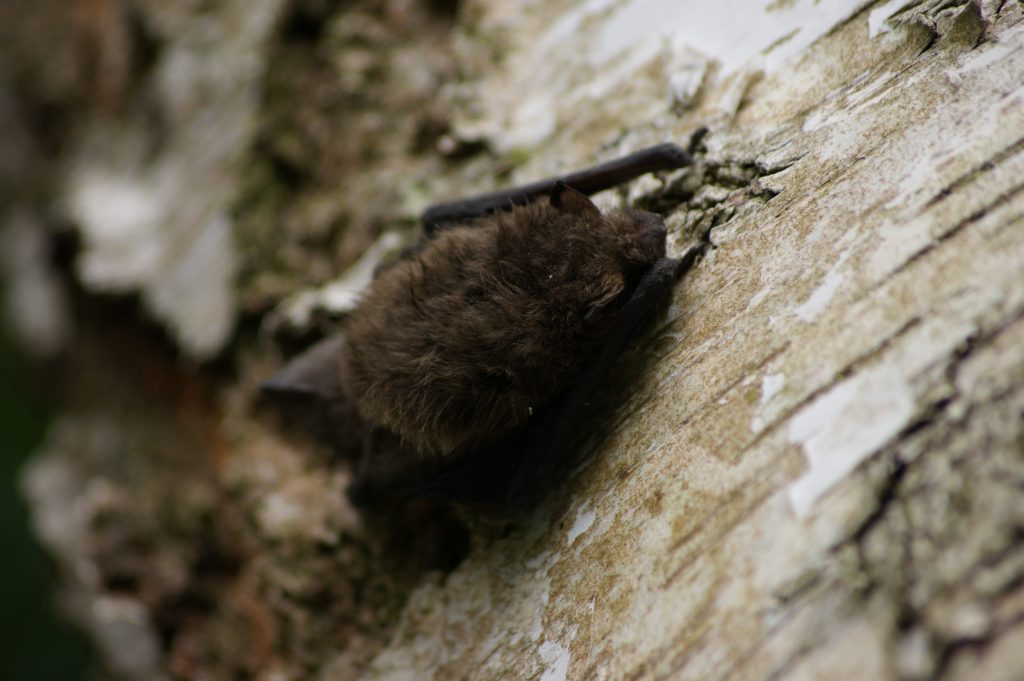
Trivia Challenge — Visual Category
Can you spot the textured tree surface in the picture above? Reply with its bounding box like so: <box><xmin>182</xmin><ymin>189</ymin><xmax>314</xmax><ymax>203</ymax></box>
<box><xmin>2</xmin><ymin>0</ymin><xmax>1023</xmax><ymax>680</ymax></box>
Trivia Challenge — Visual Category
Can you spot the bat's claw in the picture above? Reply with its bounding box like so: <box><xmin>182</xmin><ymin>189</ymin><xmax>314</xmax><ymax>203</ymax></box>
<box><xmin>673</xmin><ymin>241</ymin><xmax>707</xmax><ymax>279</ymax></box>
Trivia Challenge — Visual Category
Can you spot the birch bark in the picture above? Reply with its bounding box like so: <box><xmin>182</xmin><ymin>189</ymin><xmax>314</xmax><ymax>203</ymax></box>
<box><xmin>3</xmin><ymin>1</ymin><xmax>1023</xmax><ymax>680</ymax></box>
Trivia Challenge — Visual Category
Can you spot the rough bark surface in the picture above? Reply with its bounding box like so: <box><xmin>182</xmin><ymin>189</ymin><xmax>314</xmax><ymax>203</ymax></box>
<box><xmin>2</xmin><ymin>0</ymin><xmax>1023</xmax><ymax>680</ymax></box>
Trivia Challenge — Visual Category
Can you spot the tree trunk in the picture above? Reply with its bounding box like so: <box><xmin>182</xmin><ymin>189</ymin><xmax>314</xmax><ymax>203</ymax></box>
<box><xmin>3</xmin><ymin>0</ymin><xmax>1023</xmax><ymax>679</ymax></box>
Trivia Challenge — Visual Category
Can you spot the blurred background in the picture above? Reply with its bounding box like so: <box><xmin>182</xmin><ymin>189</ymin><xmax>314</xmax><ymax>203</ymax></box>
<box><xmin>0</xmin><ymin>0</ymin><xmax>464</xmax><ymax>677</ymax></box>
<box><xmin>0</xmin><ymin>321</ymin><xmax>92</xmax><ymax>679</ymax></box>
<box><xmin>0</xmin><ymin>0</ymin><xmax>91</xmax><ymax>674</ymax></box>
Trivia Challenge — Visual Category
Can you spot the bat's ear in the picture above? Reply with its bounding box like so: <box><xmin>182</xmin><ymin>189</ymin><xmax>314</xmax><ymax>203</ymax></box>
<box><xmin>550</xmin><ymin>181</ymin><xmax>601</xmax><ymax>217</ymax></box>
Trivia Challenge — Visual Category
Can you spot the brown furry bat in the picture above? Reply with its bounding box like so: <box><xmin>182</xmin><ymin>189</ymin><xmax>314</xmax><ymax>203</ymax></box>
<box><xmin>264</xmin><ymin>143</ymin><xmax>702</xmax><ymax>513</ymax></box>
<box><xmin>342</xmin><ymin>187</ymin><xmax>671</xmax><ymax>455</ymax></box>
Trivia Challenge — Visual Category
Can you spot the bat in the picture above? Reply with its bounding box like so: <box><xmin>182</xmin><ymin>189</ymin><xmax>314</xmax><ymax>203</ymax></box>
<box><xmin>263</xmin><ymin>141</ymin><xmax>703</xmax><ymax>515</ymax></box>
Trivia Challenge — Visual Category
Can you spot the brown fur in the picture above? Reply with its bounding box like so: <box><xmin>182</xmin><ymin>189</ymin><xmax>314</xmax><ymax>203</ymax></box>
<box><xmin>339</xmin><ymin>194</ymin><xmax>667</xmax><ymax>457</ymax></box>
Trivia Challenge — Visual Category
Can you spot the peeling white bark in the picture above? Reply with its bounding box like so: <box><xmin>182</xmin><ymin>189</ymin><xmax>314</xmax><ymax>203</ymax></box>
<box><xmin>66</xmin><ymin>0</ymin><xmax>286</xmax><ymax>358</ymax></box>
